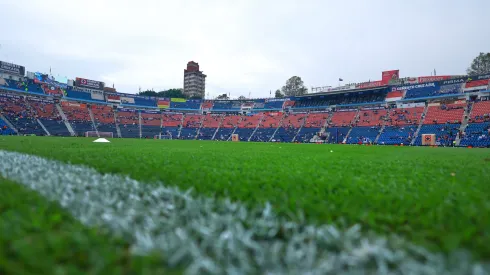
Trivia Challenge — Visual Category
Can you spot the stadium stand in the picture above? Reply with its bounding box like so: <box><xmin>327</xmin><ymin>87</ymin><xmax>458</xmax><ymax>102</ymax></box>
<box><xmin>0</xmin><ymin>118</ymin><xmax>14</xmax><ymax>135</ymax></box>
<box><xmin>91</xmin><ymin>105</ymin><xmax>117</xmax><ymax>136</ymax></box>
<box><xmin>117</xmin><ymin>109</ymin><xmax>140</xmax><ymax>138</ymax></box>
<box><xmin>61</xmin><ymin>102</ymin><xmax>94</xmax><ymax>136</ymax></box>
<box><xmin>1</xmin><ymin>61</ymin><xmax>489</xmax><ymax>146</ymax></box>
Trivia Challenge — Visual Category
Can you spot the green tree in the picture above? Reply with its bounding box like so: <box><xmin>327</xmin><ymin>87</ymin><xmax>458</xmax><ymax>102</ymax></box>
<box><xmin>467</xmin><ymin>52</ymin><xmax>490</xmax><ymax>75</ymax></box>
<box><xmin>216</xmin><ymin>94</ymin><xmax>229</xmax><ymax>100</ymax></box>
<box><xmin>274</xmin><ymin>89</ymin><xmax>284</xmax><ymax>98</ymax></box>
<box><xmin>157</xmin><ymin>88</ymin><xmax>185</xmax><ymax>98</ymax></box>
<box><xmin>281</xmin><ymin>76</ymin><xmax>307</xmax><ymax>96</ymax></box>
<box><xmin>138</xmin><ymin>90</ymin><xmax>157</xmax><ymax>97</ymax></box>
<box><xmin>237</xmin><ymin>95</ymin><xmax>247</xmax><ymax>100</ymax></box>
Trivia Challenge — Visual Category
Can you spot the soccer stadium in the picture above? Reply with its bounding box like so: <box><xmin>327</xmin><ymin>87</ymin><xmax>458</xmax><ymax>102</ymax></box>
<box><xmin>1</xmin><ymin>1</ymin><xmax>490</xmax><ymax>274</ymax></box>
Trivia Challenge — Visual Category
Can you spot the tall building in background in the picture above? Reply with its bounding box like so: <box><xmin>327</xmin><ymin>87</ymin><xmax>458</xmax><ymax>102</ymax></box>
<box><xmin>183</xmin><ymin>61</ymin><xmax>206</xmax><ymax>98</ymax></box>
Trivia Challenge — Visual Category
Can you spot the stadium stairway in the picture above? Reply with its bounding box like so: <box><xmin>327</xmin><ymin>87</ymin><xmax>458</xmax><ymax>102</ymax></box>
<box><xmin>55</xmin><ymin>103</ymin><xmax>75</xmax><ymax>136</ymax></box>
<box><xmin>247</xmin><ymin>113</ymin><xmax>265</xmax><ymax>142</ymax></box>
<box><xmin>177</xmin><ymin>114</ymin><xmax>185</xmax><ymax>138</ymax></box>
<box><xmin>291</xmin><ymin>113</ymin><xmax>309</xmax><ymax>142</ymax></box>
<box><xmin>342</xmin><ymin>109</ymin><xmax>361</xmax><ymax>143</ymax></box>
<box><xmin>455</xmin><ymin>101</ymin><xmax>473</xmax><ymax>146</ymax></box>
<box><xmin>269</xmin><ymin>112</ymin><xmax>286</xmax><ymax>142</ymax></box>
<box><xmin>227</xmin><ymin>115</ymin><xmax>244</xmax><ymax>141</ymax></box>
<box><xmin>194</xmin><ymin>114</ymin><xmax>207</xmax><ymax>139</ymax></box>
<box><xmin>138</xmin><ymin>111</ymin><xmax>142</xmax><ymax>138</ymax></box>
<box><xmin>410</xmin><ymin>104</ymin><xmax>429</xmax><ymax>145</ymax></box>
<box><xmin>211</xmin><ymin>114</ymin><xmax>225</xmax><ymax>140</ymax></box>
<box><xmin>113</xmin><ymin>110</ymin><xmax>122</xmax><ymax>138</ymax></box>
<box><xmin>319</xmin><ymin>111</ymin><xmax>334</xmax><ymax>135</ymax></box>
<box><xmin>36</xmin><ymin>118</ymin><xmax>50</xmax><ymax>136</ymax></box>
<box><xmin>24</xmin><ymin>99</ymin><xmax>51</xmax><ymax>136</ymax></box>
<box><xmin>87</xmin><ymin>107</ymin><xmax>100</xmax><ymax>137</ymax></box>
<box><xmin>374</xmin><ymin>117</ymin><xmax>388</xmax><ymax>144</ymax></box>
<box><xmin>0</xmin><ymin>114</ymin><xmax>18</xmax><ymax>134</ymax></box>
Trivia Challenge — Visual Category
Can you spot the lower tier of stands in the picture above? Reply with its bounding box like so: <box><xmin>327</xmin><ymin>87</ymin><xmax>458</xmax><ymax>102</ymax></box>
<box><xmin>346</xmin><ymin>126</ymin><xmax>381</xmax><ymax>144</ymax></box>
<box><xmin>0</xmin><ymin>118</ymin><xmax>15</xmax><ymax>135</ymax></box>
<box><xmin>198</xmin><ymin>128</ymin><xmax>217</xmax><ymax>140</ymax></box>
<box><xmin>460</xmin><ymin>123</ymin><xmax>490</xmax><ymax>147</ymax></box>
<box><xmin>413</xmin><ymin>123</ymin><xmax>460</xmax><ymax>146</ymax></box>
<box><xmin>141</xmin><ymin>125</ymin><xmax>161</xmax><ymax>138</ymax></box>
<box><xmin>378</xmin><ymin>126</ymin><xmax>417</xmax><ymax>145</ymax></box>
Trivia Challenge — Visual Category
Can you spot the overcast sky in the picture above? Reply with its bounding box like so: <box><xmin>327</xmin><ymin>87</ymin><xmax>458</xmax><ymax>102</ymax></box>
<box><xmin>0</xmin><ymin>0</ymin><xmax>489</xmax><ymax>99</ymax></box>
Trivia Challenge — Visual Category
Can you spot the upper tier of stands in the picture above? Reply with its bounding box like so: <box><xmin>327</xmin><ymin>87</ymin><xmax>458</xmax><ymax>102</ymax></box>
<box><xmin>424</xmin><ymin>103</ymin><xmax>465</xmax><ymax>124</ymax></box>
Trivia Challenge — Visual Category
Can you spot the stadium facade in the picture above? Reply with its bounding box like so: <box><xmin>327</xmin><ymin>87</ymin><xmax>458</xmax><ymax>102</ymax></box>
<box><xmin>0</xmin><ymin>61</ymin><xmax>489</xmax><ymax>147</ymax></box>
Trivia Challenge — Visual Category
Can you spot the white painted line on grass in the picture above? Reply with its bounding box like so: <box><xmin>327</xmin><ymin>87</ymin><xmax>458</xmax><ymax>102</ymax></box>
<box><xmin>0</xmin><ymin>150</ymin><xmax>487</xmax><ymax>275</ymax></box>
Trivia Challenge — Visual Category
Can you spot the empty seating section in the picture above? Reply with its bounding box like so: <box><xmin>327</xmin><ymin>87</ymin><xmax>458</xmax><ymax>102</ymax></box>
<box><xmin>460</xmin><ymin>123</ymin><xmax>490</xmax><ymax>147</ymax></box>
<box><xmin>263</xmin><ymin>101</ymin><xmax>283</xmax><ymax>109</ymax></box>
<box><xmin>346</xmin><ymin>127</ymin><xmax>381</xmax><ymax>144</ymax></box>
<box><xmin>424</xmin><ymin>103</ymin><xmax>465</xmax><ymax>124</ymax></box>
<box><xmin>274</xmin><ymin>113</ymin><xmax>306</xmax><ymax>142</ymax></box>
<box><xmin>28</xmin><ymin>98</ymin><xmax>67</xmax><ymax>135</ymax></box>
<box><xmin>0</xmin><ymin>118</ymin><xmax>14</xmax><ymax>135</ymax></box>
<box><xmin>141</xmin><ymin>112</ymin><xmax>161</xmax><ymax>126</ymax></box>
<box><xmin>260</xmin><ymin>113</ymin><xmax>282</xmax><ymax>128</ymax></box>
<box><xmin>118</xmin><ymin>110</ymin><xmax>140</xmax><ymax>138</ymax></box>
<box><xmin>294</xmin><ymin>90</ymin><xmax>387</xmax><ymax>108</ymax></box>
<box><xmin>61</xmin><ymin>103</ymin><xmax>94</xmax><ymax>136</ymax></box>
<box><xmin>470</xmin><ymin>101</ymin><xmax>490</xmax><ymax>122</ymax></box>
<box><xmin>91</xmin><ymin>105</ymin><xmax>116</xmax><ymax>136</ymax></box>
<box><xmin>202</xmin><ymin>114</ymin><xmax>222</xmax><ymax>128</ymax></box>
<box><xmin>140</xmin><ymin>112</ymin><xmax>161</xmax><ymax>138</ymax></box>
<box><xmin>235</xmin><ymin>128</ymin><xmax>255</xmax><ymax>141</ymax></box>
<box><xmin>221</xmin><ymin>114</ymin><xmax>241</xmax><ymax>128</ymax></box>
<box><xmin>377</xmin><ymin>126</ymin><xmax>417</xmax><ymax>145</ymax></box>
<box><xmin>162</xmin><ymin>114</ymin><xmax>182</xmax><ymax>127</ymax></box>
<box><xmin>66</xmin><ymin>89</ymin><xmax>93</xmax><ymax>101</ymax></box>
<box><xmin>304</xmin><ymin>113</ymin><xmax>327</xmax><ymax>128</ymax></box>
<box><xmin>296</xmin><ymin>128</ymin><xmax>321</xmax><ymax>143</ymax></box>
<box><xmin>414</xmin><ymin>124</ymin><xmax>460</xmax><ymax>146</ymax></box>
<box><xmin>215</xmin><ymin>128</ymin><xmax>234</xmax><ymax>141</ymax></box>
<box><xmin>329</xmin><ymin>111</ymin><xmax>356</xmax><ymax>127</ymax></box>
<box><xmin>250</xmin><ymin>128</ymin><xmax>275</xmax><ymax>142</ymax></box>
<box><xmin>0</xmin><ymin>95</ymin><xmax>44</xmax><ymax>135</ymax></box>
<box><xmin>238</xmin><ymin>114</ymin><xmax>262</xmax><ymax>128</ymax></box>
<box><xmin>386</xmin><ymin>107</ymin><xmax>423</xmax><ymax>126</ymax></box>
<box><xmin>197</xmin><ymin>128</ymin><xmax>216</xmax><ymax>140</ymax></box>
<box><xmin>170</xmin><ymin>101</ymin><xmax>200</xmax><ymax>110</ymax></box>
<box><xmin>325</xmin><ymin>127</ymin><xmax>350</xmax><ymax>143</ymax></box>
<box><xmin>183</xmin><ymin>114</ymin><xmax>203</xmax><ymax>128</ymax></box>
<box><xmin>198</xmin><ymin>114</ymin><xmax>222</xmax><ymax>140</ymax></box>
<box><xmin>355</xmin><ymin>109</ymin><xmax>387</xmax><ymax>127</ymax></box>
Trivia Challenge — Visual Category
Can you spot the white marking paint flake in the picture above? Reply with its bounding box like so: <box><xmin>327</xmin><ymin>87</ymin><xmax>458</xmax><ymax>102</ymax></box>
<box><xmin>0</xmin><ymin>150</ymin><xmax>487</xmax><ymax>275</ymax></box>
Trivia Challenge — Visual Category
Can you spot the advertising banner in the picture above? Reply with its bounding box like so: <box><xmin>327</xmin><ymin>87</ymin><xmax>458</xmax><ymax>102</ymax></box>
<box><xmin>75</xmin><ymin>77</ymin><xmax>104</xmax><ymax>90</ymax></box>
<box><xmin>439</xmin><ymin>83</ymin><xmax>464</xmax><ymax>94</ymax></box>
<box><xmin>418</xmin><ymin>76</ymin><xmax>451</xmax><ymax>83</ymax></box>
<box><xmin>382</xmin><ymin>70</ymin><xmax>399</xmax><ymax>84</ymax></box>
<box><xmin>107</xmin><ymin>94</ymin><xmax>121</xmax><ymax>103</ymax></box>
<box><xmin>121</xmin><ymin>96</ymin><xmax>135</xmax><ymax>104</ymax></box>
<box><xmin>356</xmin><ymin>80</ymin><xmax>384</xmax><ymax>89</ymax></box>
<box><xmin>171</xmin><ymin>98</ymin><xmax>186</xmax><ymax>102</ymax></box>
<box><xmin>157</xmin><ymin>99</ymin><xmax>170</xmax><ymax>109</ymax></box>
<box><xmin>0</xmin><ymin>61</ymin><xmax>25</xmax><ymax>76</ymax></box>
<box><xmin>91</xmin><ymin>90</ymin><xmax>104</xmax><ymax>100</ymax></box>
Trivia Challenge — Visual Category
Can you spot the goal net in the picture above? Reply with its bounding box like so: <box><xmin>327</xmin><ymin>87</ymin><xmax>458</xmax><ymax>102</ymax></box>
<box><xmin>154</xmin><ymin>133</ymin><xmax>173</xmax><ymax>140</ymax></box>
<box><xmin>85</xmin><ymin>131</ymin><xmax>114</xmax><ymax>138</ymax></box>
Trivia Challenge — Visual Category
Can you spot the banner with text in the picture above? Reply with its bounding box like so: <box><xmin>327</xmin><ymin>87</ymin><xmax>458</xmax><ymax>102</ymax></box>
<box><xmin>356</xmin><ymin>80</ymin><xmax>384</xmax><ymax>89</ymax></box>
<box><xmin>0</xmin><ymin>61</ymin><xmax>25</xmax><ymax>76</ymax></box>
<box><xmin>75</xmin><ymin>77</ymin><xmax>104</xmax><ymax>90</ymax></box>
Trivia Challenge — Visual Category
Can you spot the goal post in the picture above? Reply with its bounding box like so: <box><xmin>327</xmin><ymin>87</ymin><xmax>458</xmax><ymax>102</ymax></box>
<box><xmin>85</xmin><ymin>131</ymin><xmax>114</xmax><ymax>138</ymax></box>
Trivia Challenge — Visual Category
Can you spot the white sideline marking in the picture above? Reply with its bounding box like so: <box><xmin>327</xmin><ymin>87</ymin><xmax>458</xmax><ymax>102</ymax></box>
<box><xmin>0</xmin><ymin>150</ymin><xmax>487</xmax><ymax>275</ymax></box>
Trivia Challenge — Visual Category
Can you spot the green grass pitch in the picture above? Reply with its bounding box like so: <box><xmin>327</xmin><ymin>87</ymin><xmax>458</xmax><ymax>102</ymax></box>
<box><xmin>0</xmin><ymin>136</ymin><xmax>489</xmax><ymax>272</ymax></box>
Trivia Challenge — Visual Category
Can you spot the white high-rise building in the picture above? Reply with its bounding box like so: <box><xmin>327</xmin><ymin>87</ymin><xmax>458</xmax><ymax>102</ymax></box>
<box><xmin>183</xmin><ymin>61</ymin><xmax>206</xmax><ymax>98</ymax></box>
